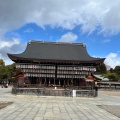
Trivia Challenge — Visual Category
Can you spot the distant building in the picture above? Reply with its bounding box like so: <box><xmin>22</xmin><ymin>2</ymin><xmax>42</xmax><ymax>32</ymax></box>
<box><xmin>8</xmin><ymin>40</ymin><xmax>105</xmax><ymax>88</ymax></box>
<box><xmin>93</xmin><ymin>75</ymin><xmax>110</xmax><ymax>82</ymax></box>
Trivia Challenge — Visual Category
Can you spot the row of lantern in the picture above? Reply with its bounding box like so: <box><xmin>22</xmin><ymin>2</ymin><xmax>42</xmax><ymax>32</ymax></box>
<box><xmin>82</xmin><ymin>67</ymin><xmax>96</xmax><ymax>71</ymax></box>
<box><xmin>25</xmin><ymin>73</ymin><xmax>85</xmax><ymax>79</ymax></box>
<box><xmin>57</xmin><ymin>70</ymin><xmax>89</xmax><ymax>75</ymax></box>
<box><xmin>22</xmin><ymin>69</ymin><xmax>55</xmax><ymax>73</ymax></box>
<box><xmin>22</xmin><ymin>68</ymin><xmax>90</xmax><ymax>75</ymax></box>
<box><xmin>16</xmin><ymin>63</ymin><xmax>96</xmax><ymax>72</ymax></box>
<box><xmin>21</xmin><ymin>67</ymin><xmax>96</xmax><ymax>73</ymax></box>
<box><xmin>58</xmin><ymin>66</ymin><xmax>96</xmax><ymax>71</ymax></box>
<box><xmin>57</xmin><ymin>74</ymin><xmax>85</xmax><ymax>78</ymax></box>
<box><xmin>25</xmin><ymin>73</ymin><xmax>55</xmax><ymax>77</ymax></box>
<box><xmin>16</xmin><ymin>64</ymin><xmax>55</xmax><ymax>69</ymax></box>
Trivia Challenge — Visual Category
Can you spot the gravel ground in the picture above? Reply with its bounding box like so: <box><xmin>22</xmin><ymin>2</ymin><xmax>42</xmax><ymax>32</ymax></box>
<box><xmin>98</xmin><ymin>91</ymin><xmax>120</xmax><ymax>118</ymax></box>
<box><xmin>0</xmin><ymin>102</ymin><xmax>13</xmax><ymax>109</ymax></box>
<box><xmin>98</xmin><ymin>105</ymin><xmax>120</xmax><ymax>118</ymax></box>
<box><xmin>99</xmin><ymin>90</ymin><xmax>120</xmax><ymax>96</ymax></box>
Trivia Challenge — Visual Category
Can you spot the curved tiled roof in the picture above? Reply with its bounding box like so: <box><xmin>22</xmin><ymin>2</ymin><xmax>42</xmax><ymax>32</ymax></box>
<box><xmin>8</xmin><ymin>40</ymin><xmax>105</xmax><ymax>63</ymax></box>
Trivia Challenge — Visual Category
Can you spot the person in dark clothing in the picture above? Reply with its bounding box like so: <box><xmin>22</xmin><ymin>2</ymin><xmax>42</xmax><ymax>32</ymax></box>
<box><xmin>94</xmin><ymin>85</ymin><xmax>98</xmax><ymax>97</ymax></box>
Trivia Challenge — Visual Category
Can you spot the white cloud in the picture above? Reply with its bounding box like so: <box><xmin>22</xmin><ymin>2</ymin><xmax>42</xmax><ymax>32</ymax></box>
<box><xmin>57</xmin><ymin>32</ymin><xmax>78</xmax><ymax>42</ymax></box>
<box><xmin>24</xmin><ymin>28</ymin><xmax>33</xmax><ymax>33</ymax></box>
<box><xmin>0</xmin><ymin>0</ymin><xmax>120</xmax><ymax>34</ymax></box>
<box><xmin>0</xmin><ymin>38</ymin><xmax>20</xmax><ymax>49</ymax></box>
<box><xmin>0</xmin><ymin>34</ymin><xmax>27</xmax><ymax>65</ymax></box>
<box><xmin>104</xmin><ymin>53</ymin><xmax>120</xmax><ymax>68</ymax></box>
<box><xmin>0</xmin><ymin>0</ymin><xmax>120</xmax><ymax>65</ymax></box>
<box><xmin>102</xmin><ymin>39</ymin><xmax>111</xmax><ymax>43</ymax></box>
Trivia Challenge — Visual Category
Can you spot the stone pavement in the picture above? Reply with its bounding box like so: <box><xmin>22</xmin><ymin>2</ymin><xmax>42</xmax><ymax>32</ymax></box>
<box><xmin>0</xmin><ymin>87</ymin><xmax>120</xmax><ymax>120</ymax></box>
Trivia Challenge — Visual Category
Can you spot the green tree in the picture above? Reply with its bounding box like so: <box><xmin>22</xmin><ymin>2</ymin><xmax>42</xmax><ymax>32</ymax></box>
<box><xmin>5</xmin><ymin>63</ymin><xmax>17</xmax><ymax>84</ymax></box>
<box><xmin>0</xmin><ymin>59</ymin><xmax>17</xmax><ymax>84</ymax></box>
<box><xmin>114</xmin><ymin>66</ymin><xmax>120</xmax><ymax>75</ymax></box>
<box><xmin>0</xmin><ymin>59</ymin><xmax>6</xmax><ymax>84</ymax></box>
<box><xmin>96</xmin><ymin>63</ymin><xmax>107</xmax><ymax>74</ymax></box>
<box><xmin>109</xmin><ymin>68</ymin><xmax>114</xmax><ymax>73</ymax></box>
<box><xmin>0</xmin><ymin>59</ymin><xmax>5</xmax><ymax>66</ymax></box>
<box><xmin>104</xmin><ymin>71</ymin><xmax>119</xmax><ymax>81</ymax></box>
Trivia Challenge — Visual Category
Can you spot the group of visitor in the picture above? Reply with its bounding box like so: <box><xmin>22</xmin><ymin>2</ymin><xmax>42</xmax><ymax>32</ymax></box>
<box><xmin>1</xmin><ymin>83</ymin><xmax>8</xmax><ymax>88</ymax></box>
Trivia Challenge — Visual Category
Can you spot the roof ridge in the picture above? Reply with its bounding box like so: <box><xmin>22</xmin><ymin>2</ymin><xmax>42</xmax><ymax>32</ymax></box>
<box><xmin>29</xmin><ymin>40</ymin><xmax>85</xmax><ymax>46</ymax></box>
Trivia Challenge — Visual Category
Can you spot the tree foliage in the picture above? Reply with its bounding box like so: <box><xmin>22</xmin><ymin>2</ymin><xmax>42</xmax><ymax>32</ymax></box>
<box><xmin>114</xmin><ymin>66</ymin><xmax>120</xmax><ymax>75</ymax></box>
<box><xmin>103</xmin><ymin>66</ymin><xmax>120</xmax><ymax>81</ymax></box>
<box><xmin>0</xmin><ymin>59</ymin><xmax>17</xmax><ymax>84</ymax></box>
<box><xmin>96</xmin><ymin>63</ymin><xmax>120</xmax><ymax>81</ymax></box>
<box><xmin>104</xmin><ymin>71</ymin><xmax>119</xmax><ymax>81</ymax></box>
<box><xmin>96</xmin><ymin>63</ymin><xmax>107</xmax><ymax>74</ymax></box>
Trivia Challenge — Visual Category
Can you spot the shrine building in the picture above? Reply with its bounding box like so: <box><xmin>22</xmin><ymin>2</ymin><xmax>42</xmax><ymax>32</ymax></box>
<box><xmin>8</xmin><ymin>40</ymin><xmax>105</xmax><ymax>88</ymax></box>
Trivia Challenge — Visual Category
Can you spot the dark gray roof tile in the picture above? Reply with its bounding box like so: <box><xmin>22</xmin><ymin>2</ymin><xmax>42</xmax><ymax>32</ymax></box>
<box><xmin>8</xmin><ymin>40</ymin><xmax>105</xmax><ymax>63</ymax></box>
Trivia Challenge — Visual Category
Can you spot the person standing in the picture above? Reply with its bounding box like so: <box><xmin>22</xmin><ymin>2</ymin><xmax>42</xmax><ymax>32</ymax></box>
<box><xmin>94</xmin><ymin>85</ymin><xmax>98</xmax><ymax>97</ymax></box>
<box><xmin>6</xmin><ymin>83</ymin><xmax>8</xmax><ymax>88</ymax></box>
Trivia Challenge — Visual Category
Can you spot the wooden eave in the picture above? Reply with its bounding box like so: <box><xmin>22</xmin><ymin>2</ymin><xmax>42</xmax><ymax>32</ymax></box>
<box><xmin>12</xmin><ymin>72</ymin><xmax>24</xmax><ymax>79</ymax></box>
<box><xmin>8</xmin><ymin>54</ymin><xmax>105</xmax><ymax>64</ymax></box>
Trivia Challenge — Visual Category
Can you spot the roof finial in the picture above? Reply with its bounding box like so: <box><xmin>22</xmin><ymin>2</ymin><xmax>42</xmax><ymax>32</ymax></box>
<box><xmin>29</xmin><ymin>39</ymin><xmax>31</xmax><ymax>45</ymax></box>
<box><xmin>82</xmin><ymin>43</ymin><xmax>86</xmax><ymax>47</ymax></box>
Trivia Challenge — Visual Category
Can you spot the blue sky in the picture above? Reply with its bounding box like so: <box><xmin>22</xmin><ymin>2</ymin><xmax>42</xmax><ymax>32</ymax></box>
<box><xmin>0</xmin><ymin>0</ymin><xmax>120</xmax><ymax>69</ymax></box>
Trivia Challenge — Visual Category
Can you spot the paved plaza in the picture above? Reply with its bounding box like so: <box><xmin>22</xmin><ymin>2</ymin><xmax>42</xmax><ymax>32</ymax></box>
<box><xmin>0</xmin><ymin>87</ymin><xmax>120</xmax><ymax>120</ymax></box>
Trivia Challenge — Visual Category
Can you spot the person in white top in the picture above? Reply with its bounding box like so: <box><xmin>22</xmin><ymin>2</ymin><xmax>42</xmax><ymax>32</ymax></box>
<box><xmin>6</xmin><ymin>83</ymin><xmax>8</xmax><ymax>88</ymax></box>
